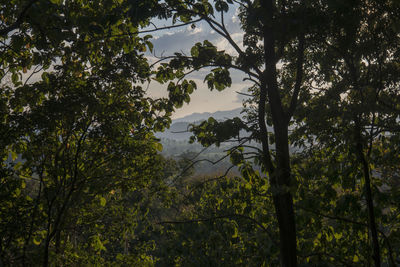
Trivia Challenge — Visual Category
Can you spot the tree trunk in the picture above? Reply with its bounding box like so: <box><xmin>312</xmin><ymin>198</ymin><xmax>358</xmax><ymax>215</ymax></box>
<box><xmin>259</xmin><ymin>0</ymin><xmax>298</xmax><ymax>264</ymax></box>
<box><xmin>272</xmin><ymin>192</ymin><xmax>297</xmax><ymax>267</ymax></box>
<box><xmin>272</xmin><ymin>126</ymin><xmax>297</xmax><ymax>267</ymax></box>
<box><xmin>43</xmin><ymin>234</ymin><xmax>50</xmax><ymax>267</ymax></box>
<box><xmin>355</xmin><ymin>129</ymin><xmax>381</xmax><ymax>267</ymax></box>
<box><xmin>55</xmin><ymin>229</ymin><xmax>61</xmax><ymax>257</ymax></box>
<box><xmin>361</xmin><ymin>155</ymin><xmax>381</xmax><ymax>267</ymax></box>
<box><xmin>351</xmin><ymin>66</ymin><xmax>381</xmax><ymax>266</ymax></box>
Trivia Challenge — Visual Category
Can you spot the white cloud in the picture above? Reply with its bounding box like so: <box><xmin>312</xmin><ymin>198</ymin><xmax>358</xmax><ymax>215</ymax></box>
<box><xmin>169</xmin><ymin>78</ymin><xmax>246</xmax><ymax>119</ymax></box>
<box><xmin>187</xmin><ymin>25</ymin><xmax>203</xmax><ymax>35</ymax></box>
<box><xmin>232</xmin><ymin>7</ymin><xmax>240</xmax><ymax>23</ymax></box>
<box><xmin>151</xmin><ymin>31</ymin><xmax>177</xmax><ymax>40</ymax></box>
<box><xmin>150</xmin><ymin>23</ymin><xmax>216</xmax><ymax>55</ymax></box>
<box><xmin>145</xmin><ymin>77</ymin><xmax>250</xmax><ymax>119</ymax></box>
<box><xmin>235</xmin><ymin>86</ymin><xmax>252</xmax><ymax>103</ymax></box>
<box><xmin>143</xmin><ymin>5</ymin><xmax>249</xmax><ymax>117</ymax></box>
<box><xmin>215</xmin><ymin>32</ymin><xmax>244</xmax><ymax>55</ymax></box>
<box><xmin>232</xmin><ymin>15</ymin><xmax>238</xmax><ymax>23</ymax></box>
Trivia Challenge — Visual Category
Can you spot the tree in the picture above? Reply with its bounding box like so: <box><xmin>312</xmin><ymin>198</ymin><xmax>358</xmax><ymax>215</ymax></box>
<box><xmin>0</xmin><ymin>0</ymin><xmax>175</xmax><ymax>265</ymax></box>
<box><xmin>155</xmin><ymin>172</ymin><xmax>280</xmax><ymax>266</ymax></box>
<box><xmin>151</xmin><ymin>0</ymin><xmax>400</xmax><ymax>265</ymax></box>
<box><xmin>2</xmin><ymin>0</ymin><xmax>400</xmax><ymax>265</ymax></box>
<box><xmin>292</xmin><ymin>0</ymin><xmax>400</xmax><ymax>265</ymax></box>
<box><xmin>151</xmin><ymin>1</ymin><xmax>318</xmax><ymax>265</ymax></box>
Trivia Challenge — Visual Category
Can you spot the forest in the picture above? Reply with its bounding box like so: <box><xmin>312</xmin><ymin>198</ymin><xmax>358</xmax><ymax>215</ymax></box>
<box><xmin>0</xmin><ymin>0</ymin><xmax>400</xmax><ymax>266</ymax></box>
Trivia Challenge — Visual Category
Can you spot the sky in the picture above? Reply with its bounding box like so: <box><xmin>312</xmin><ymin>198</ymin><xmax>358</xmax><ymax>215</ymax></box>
<box><xmin>14</xmin><ymin>6</ymin><xmax>250</xmax><ymax>120</ymax></box>
<box><xmin>143</xmin><ymin>6</ymin><xmax>251</xmax><ymax>119</ymax></box>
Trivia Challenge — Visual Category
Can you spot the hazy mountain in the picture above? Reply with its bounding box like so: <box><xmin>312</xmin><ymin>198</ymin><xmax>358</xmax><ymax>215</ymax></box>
<box><xmin>157</xmin><ymin>121</ymin><xmax>193</xmax><ymax>141</ymax></box>
<box><xmin>156</xmin><ymin>108</ymin><xmax>243</xmax><ymax>140</ymax></box>
<box><xmin>155</xmin><ymin>108</ymin><xmax>255</xmax><ymax>176</ymax></box>
<box><xmin>172</xmin><ymin>107</ymin><xmax>243</xmax><ymax>123</ymax></box>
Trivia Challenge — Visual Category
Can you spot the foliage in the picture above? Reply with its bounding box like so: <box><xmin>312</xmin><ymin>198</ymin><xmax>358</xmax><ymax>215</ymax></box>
<box><xmin>153</xmin><ymin>166</ymin><xmax>279</xmax><ymax>266</ymax></box>
<box><xmin>0</xmin><ymin>0</ymin><xmax>173</xmax><ymax>265</ymax></box>
<box><xmin>149</xmin><ymin>0</ymin><xmax>400</xmax><ymax>266</ymax></box>
<box><xmin>1</xmin><ymin>0</ymin><xmax>400</xmax><ymax>266</ymax></box>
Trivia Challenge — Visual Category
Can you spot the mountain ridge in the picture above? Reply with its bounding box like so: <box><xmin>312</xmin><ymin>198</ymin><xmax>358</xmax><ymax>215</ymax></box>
<box><xmin>156</xmin><ymin>107</ymin><xmax>243</xmax><ymax>140</ymax></box>
<box><xmin>172</xmin><ymin>107</ymin><xmax>243</xmax><ymax>123</ymax></box>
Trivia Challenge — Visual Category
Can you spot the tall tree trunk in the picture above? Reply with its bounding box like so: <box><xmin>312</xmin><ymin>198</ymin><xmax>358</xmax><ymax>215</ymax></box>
<box><xmin>355</xmin><ymin>121</ymin><xmax>381</xmax><ymax>267</ymax></box>
<box><xmin>259</xmin><ymin>82</ymin><xmax>297</xmax><ymax>266</ymax></box>
<box><xmin>361</xmin><ymin>155</ymin><xmax>381</xmax><ymax>267</ymax></box>
<box><xmin>272</xmin><ymin>192</ymin><xmax>297</xmax><ymax>266</ymax></box>
<box><xmin>260</xmin><ymin>0</ymin><xmax>298</xmax><ymax>264</ymax></box>
<box><xmin>273</xmin><ymin>125</ymin><xmax>297</xmax><ymax>267</ymax></box>
<box><xmin>43</xmin><ymin>230</ymin><xmax>51</xmax><ymax>267</ymax></box>
<box><xmin>55</xmin><ymin>230</ymin><xmax>61</xmax><ymax>257</ymax></box>
<box><xmin>349</xmin><ymin>52</ymin><xmax>381</xmax><ymax>265</ymax></box>
<box><xmin>23</xmin><ymin>170</ymin><xmax>44</xmax><ymax>266</ymax></box>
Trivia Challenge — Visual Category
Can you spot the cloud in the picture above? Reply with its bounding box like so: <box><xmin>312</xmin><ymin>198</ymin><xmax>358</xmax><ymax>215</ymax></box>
<box><xmin>152</xmin><ymin>31</ymin><xmax>176</xmax><ymax>40</ymax></box>
<box><xmin>143</xmin><ymin>5</ymin><xmax>249</xmax><ymax>118</ymax></box>
<box><xmin>215</xmin><ymin>32</ymin><xmax>244</xmax><ymax>55</ymax></box>
<box><xmin>187</xmin><ymin>25</ymin><xmax>203</xmax><ymax>35</ymax></box>
<box><xmin>146</xmin><ymin>77</ymin><xmax>250</xmax><ymax>119</ymax></box>
<box><xmin>149</xmin><ymin>6</ymin><xmax>243</xmax><ymax>56</ymax></box>
<box><xmin>235</xmin><ymin>86</ymin><xmax>251</xmax><ymax>103</ymax></box>
<box><xmin>168</xmin><ymin>78</ymin><xmax>246</xmax><ymax>119</ymax></box>
<box><xmin>151</xmin><ymin>22</ymin><xmax>218</xmax><ymax>55</ymax></box>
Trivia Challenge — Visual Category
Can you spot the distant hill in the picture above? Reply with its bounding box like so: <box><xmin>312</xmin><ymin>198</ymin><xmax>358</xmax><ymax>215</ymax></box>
<box><xmin>155</xmin><ymin>107</ymin><xmax>257</xmax><ymax>176</ymax></box>
<box><xmin>172</xmin><ymin>107</ymin><xmax>243</xmax><ymax>123</ymax></box>
<box><xmin>156</xmin><ymin>121</ymin><xmax>193</xmax><ymax>141</ymax></box>
<box><xmin>156</xmin><ymin>108</ymin><xmax>243</xmax><ymax>141</ymax></box>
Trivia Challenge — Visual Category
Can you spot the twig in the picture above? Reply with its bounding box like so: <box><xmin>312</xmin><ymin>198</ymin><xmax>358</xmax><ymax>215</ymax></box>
<box><xmin>0</xmin><ymin>0</ymin><xmax>39</xmax><ymax>36</ymax></box>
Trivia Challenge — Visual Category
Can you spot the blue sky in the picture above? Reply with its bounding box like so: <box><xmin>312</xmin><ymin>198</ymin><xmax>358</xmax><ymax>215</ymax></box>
<box><xmin>144</xmin><ymin>6</ymin><xmax>251</xmax><ymax>119</ymax></box>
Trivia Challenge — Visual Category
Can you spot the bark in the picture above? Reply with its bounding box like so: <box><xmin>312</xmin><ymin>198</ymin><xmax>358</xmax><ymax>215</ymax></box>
<box><xmin>272</xmin><ymin>125</ymin><xmax>297</xmax><ymax>267</ymax></box>
<box><xmin>260</xmin><ymin>0</ymin><xmax>298</xmax><ymax>265</ymax></box>
<box><xmin>272</xmin><ymin>192</ymin><xmax>297</xmax><ymax>267</ymax></box>
<box><xmin>43</xmin><ymin>219</ymin><xmax>51</xmax><ymax>267</ymax></box>
<box><xmin>355</xmin><ymin>121</ymin><xmax>381</xmax><ymax>267</ymax></box>
<box><xmin>55</xmin><ymin>230</ymin><xmax>61</xmax><ymax>256</ymax></box>
<box><xmin>348</xmin><ymin>52</ymin><xmax>381</xmax><ymax>265</ymax></box>
<box><xmin>362</xmin><ymin>155</ymin><xmax>381</xmax><ymax>267</ymax></box>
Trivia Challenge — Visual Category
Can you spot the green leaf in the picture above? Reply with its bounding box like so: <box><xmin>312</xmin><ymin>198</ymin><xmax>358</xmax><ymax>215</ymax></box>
<box><xmin>146</xmin><ymin>41</ymin><xmax>153</xmax><ymax>53</ymax></box>
<box><xmin>14</xmin><ymin>188</ymin><xmax>21</xmax><ymax>196</ymax></box>
<box><xmin>232</xmin><ymin>226</ymin><xmax>238</xmax><ymax>238</ymax></box>
<box><xmin>33</xmin><ymin>237</ymin><xmax>41</xmax><ymax>245</ymax></box>
<box><xmin>10</xmin><ymin>151</ymin><xmax>17</xmax><ymax>161</ymax></box>
<box><xmin>11</xmin><ymin>73</ymin><xmax>19</xmax><ymax>85</ymax></box>
<box><xmin>100</xmin><ymin>197</ymin><xmax>106</xmax><ymax>207</ymax></box>
<box><xmin>191</xmin><ymin>45</ymin><xmax>199</xmax><ymax>57</ymax></box>
<box><xmin>353</xmin><ymin>255</ymin><xmax>359</xmax><ymax>262</ymax></box>
<box><xmin>155</xmin><ymin>142</ymin><xmax>163</xmax><ymax>152</ymax></box>
<box><xmin>334</xmin><ymin>232</ymin><xmax>342</xmax><ymax>239</ymax></box>
<box><xmin>41</xmin><ymin>72</ymin><xmax>49</xmax><ymax>84</ymax></box>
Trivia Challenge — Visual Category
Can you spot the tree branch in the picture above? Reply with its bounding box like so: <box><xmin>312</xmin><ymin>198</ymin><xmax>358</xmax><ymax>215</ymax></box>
<box><xmin>298</xmin><ymin>205</ymin><xmax>395</xmax><ymax>266</ymax></box>
<box><xmin>0</xmin><ymin>0</ymin><xmax>39</xmax><ymax>36</ymax></box>
<box><xmin>287</xmin><ymin>29</ymin><xmax>305</xmax><ymax>121</ymax></box>
<box><xmin>258</xmin><ymin>80</ymin><xmax>275</xmax><ymax>176</ymax></box>
<box><xmin>157</xmin><ymin>213</ymin><xmax>270</xmax><ymax>234</ymax></box>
